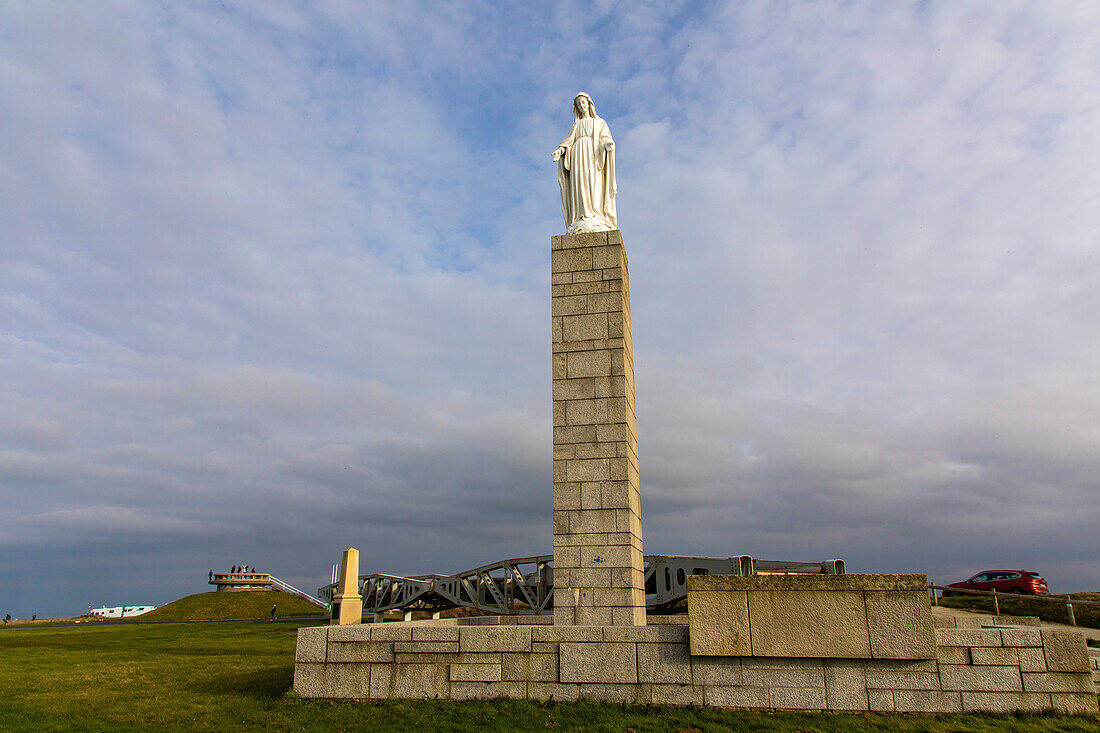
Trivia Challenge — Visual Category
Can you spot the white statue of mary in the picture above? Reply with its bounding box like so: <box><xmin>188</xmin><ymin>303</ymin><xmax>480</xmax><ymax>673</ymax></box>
<box><xmin>552</xmin><ymin>92</ymin><xmax>617</xmax><ymax>234</ymax></box>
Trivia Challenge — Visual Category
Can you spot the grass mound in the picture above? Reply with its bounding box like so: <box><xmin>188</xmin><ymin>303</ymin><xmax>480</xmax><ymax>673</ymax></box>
<box><xmin>939</xmin><ymin>591</ymin><xmax>1100</xmax><ymax>629</ymax></box>
<box><xmin>136</xmin><ymin>590</ymin><xmax>326</xmax><ymax>622</ymax></box>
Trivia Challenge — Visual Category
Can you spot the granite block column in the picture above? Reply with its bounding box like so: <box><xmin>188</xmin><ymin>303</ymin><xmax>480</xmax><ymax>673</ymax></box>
<box><xmin>551</xmin><ymin>230</ymin><xmax>644</xmax><ymax>626</ymax></box>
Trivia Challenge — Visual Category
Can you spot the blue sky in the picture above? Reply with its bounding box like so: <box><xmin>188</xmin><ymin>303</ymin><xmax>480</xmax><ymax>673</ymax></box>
<box><xmin>1</xmin><ymin>2</ymin><xmax>1098</xmax><ymax>617</ymax></box>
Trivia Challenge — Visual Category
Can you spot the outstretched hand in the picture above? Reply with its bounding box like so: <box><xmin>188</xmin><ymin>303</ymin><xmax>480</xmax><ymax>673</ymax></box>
<box><xmin>552</xmin><ymin>146</ymin><xmax>565</xmax><ymax>161</ymax></box>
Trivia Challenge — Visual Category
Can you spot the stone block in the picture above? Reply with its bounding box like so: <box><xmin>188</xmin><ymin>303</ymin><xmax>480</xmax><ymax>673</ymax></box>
<box><xmin>1000</xmin><ymin>627</ymin><xmax>1043</xmax><ymax>647</ymax></box>
<box><xmin>748</xmin><ymin>590</ymin><xmax>872</xmax><ymax>658</ymax></box>
<box><xmin>864</xmin><ymin>667</ymin><xmax>940</xmax><ymax>690</ymax></box>
<box><xmin>393</xmin><ymin>641</ymin><xmax>458</xmax><ymax>654</ymax></box>
<box><xmin>603</xmin><ymin>625</ymin><xmax>687</xmax><ymax>643</ymax></box>
<box><xmin>637</xmin><ymin>642</ymin><xmax>692</xmax><ymax>684</ymax></box>
<box><xmin>326</xmin><ymin>663</ymin><xmax>370</xmax><ymax>698</ymax></box>
<box><xmin>591</xmin><ymin>245</ymin><xmax>622</xmax><ymax>269</ymax></box>
<box><xmin>501</xmin><ymin>652</ymin><xmax>558</xmax><ymax>682</ymax></box>
<box><xmin>936</xmin><ymin>646</ymin><xmax>970</xmax><ymax>665</ymax></box>
<box><xmin>531</xmin><ymin>625</ymin><xmax>604</xmax><ymax>643</ymax></box>
<box><xmin>552</xmin><ymin>248</ymin><xmax>592</xmax><ymax>273</ymax></box>
<box><xmin>559</xmin><ymin>642</ymin><xmax>638</xmax><ymax>684</ymax></box>
<box><xmin>527</xmin><ymin>682</ymin><xmax>580</xmax><ymax>701</ymax></box>
<box><xmin>770</xmin><ymin>686</ymin><xmax>826</xmax><ymax>710</ymax></box>
<box><xmin>970</xmin><ymin>647</ymin><xmax>1019</xmax><ymax>666</ymax></box>
<box><xmin>1017</xmin><ymin>647</ymin><xmax>1048</xmax><ymax>673</ymax></box>
<box><xmin>562</xmin><ymin>313</ymin><xmax>609</xmax><ymax>341</ymax></box>
<box><xmin>824</xmin><ymin>660</ymin><xmax>869</xmax><ymax>711</ymax></box>
<box><xmin>368</xmin><ymin>662</ymin><xmax>449</xmax><ymax>699</ymax></box>
<box><xmin>742</xmin><ymin>661</ymin><xmax>825</xmax><ymax>689</ymax></box>
<box><xmin>961</xmin><ymin>691</ymin><xmax>1053</xmax><ymax>713</ymax></box>
<box><xmin>935</xmin><ymin>628</ymin><xmax>1003</xmax><ymax>648</ymax></box>
<box><xmin>459</xmin><ymin>626</ymin><xmax>532</xmax><ymax>653</ymax></box>
<box><xmin>939</xmin><ymin>664</ymin><xmax>1022</xmax><ymax>691</ymax></box>
<box><xmin>691</xmin><ymin>656</ymin><xmax>743</xmax><ymax>686</ymax></box>
<box><xmin>450</xmin><ymin>663</ymin><xmax>502</xmax><ymax>682</ymax></box>
<box><xmin>572</xmin><ymin>606</ymin><xmax>614</xmax><ymax>626</ymax></box>
<box><xmin>566</xmin><ymin>351</ymin><xmax>612</xmax><ymax>379</ymax></box>
<box><xmin>1041</xmin><ymin>629</ymin><xmax>1089</xmax><ymax>672</ymax></box>
<box><xmin>329</xmin><ymin>625</ymin><xmax>371</xmax><ymax>642</ymax></box>
<box><xmin>892</xmin><ymin>690</ymin><xmax>962</xmax><ymax>713</ymax></box>
<box><xmin>328</xmin><ymin>641</ymin><xmax>394</xmax><ymax>663</ymax></box>
<box><xmin>1051</xmin><ymin>692</ymin><xmax>1099</xmax><ymax>714</ymax></box>
<box><xmin>704</xmin><ymin>685</ymin><xmax>769</xmax><ymax>709</ymax></box>
<box><xmin>866</xmin><ymin>591</ymin><xmax>936</xmax><ymax>659</ymax></box>
<box><xmin>295</xmin><ymin>626</ymin><xmax>328</xmax><ymax>663</ymax></box>
<box><xmin>368</xmin><ymin>624</ymin><xmax>413</xmax><ymax>642</ymax></box>
<box><xmin>577</xmin><ymin>683</ymin><xmax>645</xmax><ymax>704</ymax></box>
<box><xmin>449</xmin><ymin>681</ymin><xmax>526</xmax><ymax>701</ymax></box>
<box><xmin>688</xmin><ymin>573</ymin><xmax>928</xmax><ymax>593</ymax></box>
<box><xmin>687</xmin><ymin>590</ymin><xmax>751</xmax><ymax>656</ymax></box>
<box><xmin>551</xmin><ymin>294</ymin><xmax>589</xmax><ymax>317</ymax></box>
<box><xmin>650</xmin><ymin>684</ymin><xmax>703</xmax><ymax>706</ymax></box>
<box><xmin>867</xmin><ymin>689</ymin><xmax>894</xmax><ymax>711</ymax></box>
<box><xmin>293</xmin><ymin>663</ymin><xmax>325</xmax><ymax>698</ymax></box>
<box><xmin>1021</xmin><ymin>671</ymin><xmax>1094</xmax><ymax>693</ymax></box>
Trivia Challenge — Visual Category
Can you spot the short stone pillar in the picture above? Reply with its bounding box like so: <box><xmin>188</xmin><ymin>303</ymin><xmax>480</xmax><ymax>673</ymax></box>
<box><xmin>330</xmin><ymin>548</ymin><xmax>363</xmax><ymax>625</ymax></box>
<box><xmin>551</xmin><ymin>230</ymin><xmax>644</xmax><ymax>626</ymax></box>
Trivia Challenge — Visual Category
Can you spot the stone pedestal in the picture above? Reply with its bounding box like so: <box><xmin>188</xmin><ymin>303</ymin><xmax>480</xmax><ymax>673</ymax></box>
<box><xmin>551</xmin><ymin>230</ymin><xmax>644</xmax><ymax>626</ymax></box>
<box><xmin>331</xmin><ymin>547</ymin><xmax>363</xmax><ymax>625</ymax></box>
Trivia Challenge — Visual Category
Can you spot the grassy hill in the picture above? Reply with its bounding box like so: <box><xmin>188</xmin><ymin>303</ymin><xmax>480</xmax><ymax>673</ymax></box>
<box><xmin>135</xmin><ymin>590</ymin><xmax>326</xmax><ymax>622</ymax></box>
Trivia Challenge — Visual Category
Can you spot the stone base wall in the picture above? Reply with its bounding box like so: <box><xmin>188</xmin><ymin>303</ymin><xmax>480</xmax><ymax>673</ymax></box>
<box><xmin>293</xmin><ymin>620</ymin><xmax>1096</xmax><ymax>714</ymax></box>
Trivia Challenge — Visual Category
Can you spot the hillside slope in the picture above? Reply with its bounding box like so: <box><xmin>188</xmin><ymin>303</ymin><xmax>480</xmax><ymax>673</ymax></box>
<box><xmin>135</xmin><ymin>590</ymin><xmax>326</xmax><ymax>622</ymax></box>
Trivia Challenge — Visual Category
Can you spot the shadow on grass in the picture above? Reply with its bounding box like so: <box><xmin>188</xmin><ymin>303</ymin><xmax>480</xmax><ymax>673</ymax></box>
<box><xmin>187</xmin><ymin>664</ymin><xmax>294</xmax><ymax>700</ymax></box>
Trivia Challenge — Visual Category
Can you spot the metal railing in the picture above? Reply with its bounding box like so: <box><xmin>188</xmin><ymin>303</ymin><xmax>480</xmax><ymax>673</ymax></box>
<box><xmin>928</xmin><ymin>584</ymin><xmax>1100</xmax><ymax>627</ymax></box>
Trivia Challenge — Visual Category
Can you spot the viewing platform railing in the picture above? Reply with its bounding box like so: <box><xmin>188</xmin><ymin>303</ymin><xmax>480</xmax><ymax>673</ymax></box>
<box><xmin>928</xmin><ymin>583</ymin><xmax>1100</xmax><ymax>627</ymax></box>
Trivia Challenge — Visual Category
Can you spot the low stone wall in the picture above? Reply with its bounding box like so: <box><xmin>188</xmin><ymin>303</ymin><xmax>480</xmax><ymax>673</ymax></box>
<box><xmin>293</xmin><ymin>620</ymin><xmax>1096</xmax><ymax>713</ymax></box>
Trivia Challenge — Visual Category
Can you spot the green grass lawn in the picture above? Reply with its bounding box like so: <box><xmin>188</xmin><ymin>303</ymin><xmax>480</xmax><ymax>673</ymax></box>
<box><xmin>0</xmin><ymin>621</ymin><xmax>1096</xmax><ymax>732</ymax></box>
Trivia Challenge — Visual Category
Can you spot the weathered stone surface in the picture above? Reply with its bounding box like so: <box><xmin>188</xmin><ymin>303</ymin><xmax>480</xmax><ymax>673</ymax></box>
<box><xmin>577</xmin><ymin>683</ymin><xmax>645</xmax><ymax>703</ymax></box>
<box><xmin>368</xmin><ymin>624</ymin><xmax>413</xmax><ymax>642</ymax></box>
<box><xmin>637</xmin><ymin>642</ymin><xmax>692</xmax><ymax>684</ymax></box>
<box><xmin>939</xmin><ymin>664</ymin><xmax>1022</xmax><ymax>692</ymax></box>
<box><xmin>741</xmin><ymin>659</ymin><xmax>825</xmax><ymax>688</ymax></box>
<box><xmin>891</xmin><ymin>690</ymin><xmax>962</xmax><ymax>713</ymax></box>
<box><xmin>295</xmin><ymin>626</ymin><xmax>328</xmax><ymax>663</ymax></box>
<box><xmin>824</xmin><ymin>660</ymin><xmax>868</xmax><ymax>711</ymax></box>
<box><xmin>1041</xmin><ymin>629</ymin><xmax>1089</xmax><ymax>673</ymax></box>
<box><xmin>501</xmin><ymin>652</ymin><xmax>558</xmax><ymax>682</ymax></box>
<box><xmin>393</xmin><ymin>641</ymin><xmax>458</xmax><ymax>654</ymax></box>
<box><xmin>936</xmin><ymin>646</ymin><xmax>970</xmax><ymax>665</ymax></box>
<box><xmin>459</xmin><ymin>626</ymin><xmax>532</xmax><ymax>653</ymax></box>
<box><xmin>602</xmin><ymin>624</ymin><xmax>686</xmax><ymax>643</ymax></box>
<box><xmin>748</xmin><ymin>590</ymin><xmax>871</xmax><ymax>658</ymax></box>
<box><xmin>687</xmin><ymin>573</ymin><xmax>928</xmax><ymax>592</ymax></box>
<box><xmin>961</xmin><ymin>691</ymin><xmax>1053</xmax><ymax>713</ymax></box>
<box><xmin>935</xmin><ymin>628</ymin><xmax>1003</xmax><ymax>648</ymax></box>
<box><xmin>449</xmin><ymin>681</ymin><xmax>526</xmax><ymax>700</ymax></box>
<box><xmin>329</xmin><ymin>624</ymin><xmax>371</xmax><ymax>642</ymax></box>
<box><xmin>369</xmin><ymin>662</ymin><xmax>448</xmax><ymax>699</ymax></box>
<box><xmin>527</xmin><ymin>682</ymin><xmax>580</xmax><ymax>701</ymax></box>
<box><xmin>293</xmin><ymin>663</ymin><xmax>325</xmax><ymax>697</ymax></box>
<box><xmin>559</xmin><ymin>642</ymin><xmax>637</xmax><ymax>684</ymax></box>
<box><xmin>327</xmin><ymin>663</ymin><xmax>370</xmax><ymax>698</ymax></box>
<box><xmin>328</xmin><ymin>641</ymin><xmax>394</xmax><ymax>663</ymax></box>
<box><xmin>1000</xmin><ymin>628</ymin><xmax>1043</xmax><ymax>648</ymax></box>
<box><xmin>650</xmin><ymin>684</ymin><xmax>703</xmax><ymax>705</ymax></box>
<box><xmin>866</xmin><ymin>591</ymin><xmax>936</xmax><ymax>659</ymax></box>
<box><xmin>691</xmin><ymin>656</ymin><xmax>743</xmax><ymax>686</ymax></box>
<box><xmin>449</xmin><ymin>664</ymin><xmax>502</xmax><ymax>682</ymax></box>
<box><xmin>1021</xmin><ymin>671</ymin><xmax>1094</xmax><ymax>693</ymax></box>
<box><xmin>687</xmin><ymin>590</ymin><xmax>751</xmax><ymax>656</ymax></box>
<box><xmin>704</xmin><ymin>685</ymin><xmax>769</xmax><ymax>709</ymax></box>
<box><xmin>770</xmin><ymin>686</ymin><xmax>826</xmax><ymax>710</ymax></box>
<box><xmin>531</xmin><ymin>625</ymin><xmax>603</xmax><ymax>643</ymax></box>
<box><xmin>1017</xmin><ymin>647</ymin><xmax>1048</xmax><ymax>673</ymax></box>
<box><xmin>411</xmin><ymin>626</ymin><xmax>459</xmax><ymax>642</ymax></box>
<box><xmin>1050</xmin><ymin>692</ymin><xmax>1099</xmax><ymax>714</ymax></box>
<box><xmin>970</xmin><ymin>647</ymin><xmax>1019</xmax><ymax>666</ymax></box>
<box><xmin>867</xmin><ymin>689</ymin><xmax>894</xmax><ymax>711</ymax></box>
<box><xmin>864</xmin><ymin>660</ymin><xmax>941</xmax><ymax>691</ymax></box>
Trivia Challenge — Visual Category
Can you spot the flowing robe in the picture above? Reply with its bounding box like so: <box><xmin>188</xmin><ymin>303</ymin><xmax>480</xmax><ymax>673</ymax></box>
<box><xmin>557</xmin><ymin>116</ymin><xmax>617</xmax><ymax>231</ymax></box>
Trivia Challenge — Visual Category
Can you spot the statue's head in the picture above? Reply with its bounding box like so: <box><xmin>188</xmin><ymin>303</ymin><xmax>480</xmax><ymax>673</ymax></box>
<box><xmin>574</xmin><ymin>92</ymin><xmax>595</xmax><ymax>119</ymax></box>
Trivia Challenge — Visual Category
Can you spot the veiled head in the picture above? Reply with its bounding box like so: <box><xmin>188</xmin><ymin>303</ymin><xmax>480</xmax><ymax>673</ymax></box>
<box><xmin>573</xmin><ymin>92</ymin><xmax>595</xmax><ymax>119</ymax></box>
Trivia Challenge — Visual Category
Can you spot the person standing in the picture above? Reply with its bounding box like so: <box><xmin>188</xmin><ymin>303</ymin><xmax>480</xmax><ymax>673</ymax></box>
<box><xmin>270</xmin><ymin>603</ymin><xmax>277</xmax><ymax>621</ymax></box>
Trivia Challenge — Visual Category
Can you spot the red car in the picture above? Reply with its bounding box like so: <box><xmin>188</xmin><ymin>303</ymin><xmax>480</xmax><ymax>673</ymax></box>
<box><xmin>944</xmin><ymin>570</ymin><xmax>1048</xmax><ymax>596</ymax></box>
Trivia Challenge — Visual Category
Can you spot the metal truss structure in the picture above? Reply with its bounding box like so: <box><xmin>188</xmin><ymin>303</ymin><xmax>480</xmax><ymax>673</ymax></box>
<box><xmin>317</xmin><ymin>554</ymin><xmax>845</xmax><ymax>616</ymax></box>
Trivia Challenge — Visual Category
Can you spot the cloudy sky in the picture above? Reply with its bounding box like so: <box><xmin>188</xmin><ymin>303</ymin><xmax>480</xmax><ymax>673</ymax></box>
<box><xmin>2</xmin><ymin>2</ymin><xmax>1098</xmax><ymax>618</ymax></box>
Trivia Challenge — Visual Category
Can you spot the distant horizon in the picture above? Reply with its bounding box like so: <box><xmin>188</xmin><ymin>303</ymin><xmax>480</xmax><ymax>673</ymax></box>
<box><xmin>2</xmin><ymin>2</ymin><xmax>1099</xmax><ymax>618</ymax></box>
